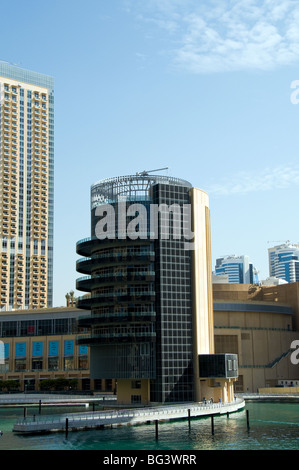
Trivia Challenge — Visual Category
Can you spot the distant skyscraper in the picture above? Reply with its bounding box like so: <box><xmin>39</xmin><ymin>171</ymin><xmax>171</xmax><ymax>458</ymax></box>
<box><xmin>0</xmin><ymin>61</ymin><xmax>54</xmax><ymax>310</ymax></box>
<box><xmin>215</xmin><ymin>255</ymin><xmax>259</xmax><ymax>284</ymax></box>
<box><xmin>268</xmin><ymin>242</ymin><xmax>299</xmax><ymax>283</ymax></box>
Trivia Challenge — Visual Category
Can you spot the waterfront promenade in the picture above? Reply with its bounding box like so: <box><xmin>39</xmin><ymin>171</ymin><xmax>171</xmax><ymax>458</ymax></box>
<box><xmin>10</xmin><ymin>397</ymin><xmax>245</xmax><ymax>434</ymax></box>
<box><xmin>238</xmin><ymin>392</ymin><xmax>299</xmax><ymax>402</ymax></box>
<box><xmin>0</xmin><ymin>393</ymin><xmax>115</xmax><ymax>408</ymax></box>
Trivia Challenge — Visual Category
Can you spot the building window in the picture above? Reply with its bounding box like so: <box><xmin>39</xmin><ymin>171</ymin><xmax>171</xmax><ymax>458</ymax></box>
<box><xmin>94</xmin><ymin>379</ymin><xmax>102</xmax><ymax>391</ymax></box>
<box><xmin>55</xmin><ymin>318</ymin><xmax>69</xmax><ymax>334</ymax></box>
<box><xmin>15</xmin><ymin>359</ymin><xmax>26</xmax><ymax>371</ymax></box>
<box><xmin>106</xmin><ymin>379</ymin><xmax>112</xmax><ymax>391</ymax></box>
<box><xmin>131</xmin><ymin>380</ymin><xmax>141</xmax><ymax>389</ymax></box>
<box><xmin>64</xmin><ymin>357</ymin><xmax>74</xmax><ymax>370</ymax></box>
<box><xmin>1</xmin><ymin>322</ymin><xmax>17</xmax><ymax>337</ymax></box>
<box><xmin>131</xmin><ymin>395</ymin><xmax>141</xmax><ymax>404</ymax></box>
<box><xmin>79</xmin><ymin>356</ymin><xmax>88</xmax><ymax>370</ymax></box>
<box><xmin>20</xmin><ymin>321</ymin><xmax>35</xmax><ymax>336</ymax></box>
<box><xmin>32</xmin><ymin>359</ymin><xmax>43</xmax><ymax>370</ymax></box>
<box><xmin>38</xmin><ymin>319</ymin><xmax>52</xmax><ymax>335</ymax></box>
<box><xmin>0</xmin><ymin>359</ymin><xmax>9</xmax><ymax>373</ymax></box>
<box><xmin>82</xmin><ymin>379</ymin><xmax>90</xmax><ymax>391</ymax></box>
<box><xmin>48</xmin><ymin>357</ymin><xmax>59</xmax><ymax>371</ymax></box>
<box><xmin>24</xmin><ymin>379</ymin><xmax>35</xmax><ymax>391</ymax></box>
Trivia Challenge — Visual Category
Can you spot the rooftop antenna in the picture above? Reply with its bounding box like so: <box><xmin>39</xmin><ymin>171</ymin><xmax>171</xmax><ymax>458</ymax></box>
<box><xmin>136</xmin><ymin>167</ymin><xmax>169</xmax><ymax>176</ymax></box>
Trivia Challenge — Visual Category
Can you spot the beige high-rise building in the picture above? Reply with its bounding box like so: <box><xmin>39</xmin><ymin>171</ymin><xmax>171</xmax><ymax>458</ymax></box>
<box><xmin>0</xmin><ymin>61</ymin><xmax>54</xmax><ymax>310</ymax></box>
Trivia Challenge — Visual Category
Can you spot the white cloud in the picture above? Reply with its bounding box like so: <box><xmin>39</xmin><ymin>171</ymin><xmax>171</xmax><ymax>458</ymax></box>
<box><xmin>129</xmin><ymin>0</ymin><xmax>299</xmax><ymax>73</ymax></box>
<box><xmin>206</xmin><ymin>164</ymin><xmax>299</xmax><ymax>196</ymax></box>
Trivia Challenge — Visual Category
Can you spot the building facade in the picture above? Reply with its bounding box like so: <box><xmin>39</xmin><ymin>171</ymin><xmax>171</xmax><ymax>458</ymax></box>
<box><xmin>213</xmin><ymin>283</ymin><xmax>299</xmax><ymax>392</ymax></box>
<box><xmin>76</xmin><ymin>174</ymin><xmax>237</xmax><ymax>405</ymax></box>
<box><xmin>215</xmin><ymin>255</ymin><xmax>259</xmax><ymax>284</ymax></box>
<box><xmin>0</xmin><ymin>282</ymin><xmax>298</xmax><ymax>394</ymax></box>
<box><xmin>0</xmin><ymin>61</ymin><xmax>54</xmax><ymax>310</ymax></box>
<box><xmin>268</xmin><ymin>242</ymin><xmax>299</xmax><ymax>283</ymax></box>
<box><xmin>0</xmin><ymin>307</ymin><xmax>88</xmax><ymax>391</ymax></box>
<box><xmin>0</xmin><ymin>306</ymin><xmax>115</xmax><ymax>393</ymax></box>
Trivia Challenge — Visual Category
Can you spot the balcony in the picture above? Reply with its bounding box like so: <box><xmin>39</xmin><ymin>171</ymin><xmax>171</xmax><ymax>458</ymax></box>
<box><xmin>76</xmin><ymin>271</ymin><xmax>155</xmax><ymax>292</ymax></box>
<box><xmin>76</xmin><ymin>251</ymin><xmax>155</xmax><ymax>275</ymax></box>
<box><xmin>77</xmin><ymin>331</ymin><xmax>156</xmax><ymax>345</ymax></box>
<box><xmin>76</xmin><ymin>236</ymin><xmax>154</xmax><ymax>257</ymax></box>
<box><xmin>77</xmin><ymin>291</ymin><xmax>156</xmax><ymax>309</ymax></box>
<box><xmin>77</xmin><ymin>311</ymin><xmax>156</xmax><ymax>327</ymax></box>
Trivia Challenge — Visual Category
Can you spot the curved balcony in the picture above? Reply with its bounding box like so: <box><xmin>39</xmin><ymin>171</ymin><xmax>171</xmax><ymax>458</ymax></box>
<box><xmin>77</xmin><ymin>331</ymin><xmax>156</xmax><ymax>346</ymax></box>
<box><xmin>77</xmin><ymin>291</ymin><xmax>156</xmax><ymax>309</ymax></box>
<box><xmin>78</xmin><ymin>311</ymin><xmax>156</xmax><ymax>327</ymax></box>
<box><xmin>76</xmin><ymin>251</ymin><xmax>155</xmax><ymax>275</ymax></box>
<box><xmin>76</xmin><ymin>271</ymin><xmax>155</xmax><ymax>292</ymax></box>
<box><xmin>76</xmin><ymin>237</ymin><xmax>98</xmax><ymax>257</ymax></box>
<box><xmin>76</xmin><ymin>235</ymin><xmax>155</xmax><ymax>257</ymax></box>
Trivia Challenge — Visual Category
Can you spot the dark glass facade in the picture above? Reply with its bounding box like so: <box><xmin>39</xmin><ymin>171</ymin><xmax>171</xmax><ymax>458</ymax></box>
<box><xmin>198</xmin><ymin>354</ymin><xmax>238</xmax><ymax>379</ymax></box>
<box><xmin>76</xmin><ymin>174</ymin><xmax>194</xmax><ymax>403</ymax></box>
<box><xmin>151</xmin><ymin>183</ymin><xmax>193</xmax><ymax>402</ymax></box>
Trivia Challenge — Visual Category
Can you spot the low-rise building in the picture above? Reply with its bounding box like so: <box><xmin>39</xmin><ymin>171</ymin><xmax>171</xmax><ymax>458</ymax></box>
<box><xmin>213</xmin><ymin>283</ymin><xmax>299</xmax><ymax>392</ymax></box>
<box><xmin>0</xmin><ymin>306</ymin><xmax>115</xmax><ymax>393</ymax></box>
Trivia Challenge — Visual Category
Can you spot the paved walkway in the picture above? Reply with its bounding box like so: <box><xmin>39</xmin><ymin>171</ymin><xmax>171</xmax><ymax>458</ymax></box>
<box><xmin>0</xmin><ymin>393</ymin><xmax>116</xmax><ymax>406</ymax></box>
<box><xmin>237</xmin><ymin>392</ymin><xmax>299</xmax><ymax>401</ymax></box>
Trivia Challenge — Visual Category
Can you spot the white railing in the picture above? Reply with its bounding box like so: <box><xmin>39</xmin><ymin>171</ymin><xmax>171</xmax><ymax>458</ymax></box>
<box><xmin>0</xmin><ymin>394</ymin><xmax>116</xmax><ymax>404</ymax></box>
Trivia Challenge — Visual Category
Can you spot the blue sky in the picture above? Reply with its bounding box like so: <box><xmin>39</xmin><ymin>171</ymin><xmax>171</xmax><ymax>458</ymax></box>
<box><xmin>1</xmin><ymin>0</ymin><xmax>299</xmax><ymax>306</ymax></box>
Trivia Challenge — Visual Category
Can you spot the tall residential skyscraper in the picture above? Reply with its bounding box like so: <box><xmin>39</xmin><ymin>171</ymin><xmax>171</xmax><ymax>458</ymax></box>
<box><xmin>268</xmin><ymin>242</ymin><xmax>299</xmax><ymax>283</ymax></box>
<box><xmin>215</xmin><ymin>255</ymin><xmax>259</xmax><ymax>284</ymax></box>
<box><xmin>0</xmin><ymin>61</ymin><xmax>54</xmax><ymax>310</ymax></box>
<box><xmin>76</xmin><ymin>173</ymin><xmax>238</xmax><ymax>405</ymax></box>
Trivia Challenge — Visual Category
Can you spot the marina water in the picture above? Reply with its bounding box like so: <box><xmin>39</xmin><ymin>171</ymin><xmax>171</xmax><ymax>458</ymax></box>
<box><xmin>0</xmin><ymin>401</ymin><xmax>298</xmax><ymax>450</ymax></box>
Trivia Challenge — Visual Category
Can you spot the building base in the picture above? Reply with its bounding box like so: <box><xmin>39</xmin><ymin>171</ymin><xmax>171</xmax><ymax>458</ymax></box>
<box><xmin>116</xmin><ymin>379</ymin><xmax>151</xmax><ymax>405</ymax></box>
<box><xmin>198</xmin><ymin>378</ymin><xmax>236</xmax><ymax>403</ymax></box>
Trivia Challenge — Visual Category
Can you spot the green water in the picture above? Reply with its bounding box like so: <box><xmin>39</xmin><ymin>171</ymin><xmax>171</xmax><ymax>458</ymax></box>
<box><xmin>0</xmin><ymin>402</ymin><xmax>298</xmax><ymax>450</ymax></box>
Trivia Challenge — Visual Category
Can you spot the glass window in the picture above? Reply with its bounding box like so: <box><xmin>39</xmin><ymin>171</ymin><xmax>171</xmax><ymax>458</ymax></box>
<box><xmin>20</xmin><ymin>321</ymin><xmax>35</xmax><ymax>336</ymax></box>
<box><xmin>0</xmin><ymin>359</ymin><xmax>9</xmax><ymax>373</ymax></box>
<box><xmin>79</xmin><ymin>356</ymin><xmax>88</xmax><ymax>370</ymax></box>
<box><xmin>131</xmin><ymin>395</ymin><xmax>141</xmax><ymax>404</ymax></box>
<box><xmin>48</xmin><ymin>356</ymin><xmax>59</xmax><ymax>371</ymax></box>
<box><xmin>131</xmin><ymin>380</ymin><xmax>141</xmax><ymax>389</ymax></box>
<box><xmin>2</xmin><ymin>321</ymin><xmax>17</xmax><ymax>337</ymax></box>
<box><xmin>38</xmin><ymin>319</ymin><xmax>52</xmax><ymax>335</ymax></box>
<box><xmin>64</xmin><ymin>357</ymin><xmax>74</xmax><ymax>370</ymax></box>
<box><xmin>55</xmin><ymin>318</ymin><xmax>69</xmax><ymax>334</ymax></box>
<box><xmin>32</xmin><ymin>359</ymin><xmax>43</xmax><ymax>370</ymax></box>
<box><xmin>15</xmin><ymin>358</ymin><xmax>26</xmax><ymax>371</ymax></box>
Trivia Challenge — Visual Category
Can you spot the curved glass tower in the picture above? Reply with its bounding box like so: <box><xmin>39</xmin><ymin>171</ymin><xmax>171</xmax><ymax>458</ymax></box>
<box><xmin>76</xmin><ymin>174</ymin><xmax>234</xmax><ymax>404</ymax></box>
